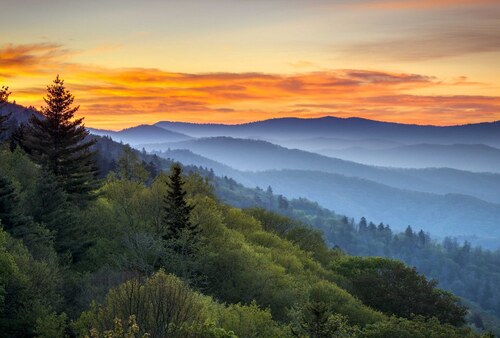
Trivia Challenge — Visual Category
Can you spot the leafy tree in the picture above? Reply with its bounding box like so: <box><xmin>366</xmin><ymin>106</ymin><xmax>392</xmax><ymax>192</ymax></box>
<box><xmin>77</xmin><ymin>271</ymin><xmax>211</xmax><ymax>338</ymax></box>
<box><xmin>116</xmin><ymin>146</ymin><xmax>149</xmax><ymax>183</ymax></box>
<box><xmin>361</xmin><ymin>315</ymin><xmax>479</xmax><ymax>338</ymax></box>
<box><xmin>0</xmin><ymin>229</ymin><xmax>62</xmax><ymax>337</ymax></box>
<box><xmin>331</xmin><ymin>257</ymin><xmax>467</xmax><ymax>326</ymax></box>
<box><xmin>23</xmin><ymin>76</ymin><xmax>99</xmax><ymax>203</ymax></box>
<box><xmin>34</xmin><ymin>312</ymin><xmax>69</xmax><ymax>338</ymax></box>
<box><xmin>85</xmin><ymin>315</ymin><xmax>149</xmax><ymax>338</ymax></box>
<box><xmin>291</xmin><ymin>302</ymin><xmax>359</xmax><ymax>338</ymax></box>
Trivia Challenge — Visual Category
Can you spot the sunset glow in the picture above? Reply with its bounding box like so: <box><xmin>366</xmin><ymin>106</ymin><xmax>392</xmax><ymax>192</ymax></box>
<box><xmin>1</xmin><ymin>0</ymin><xmax>499</xmax><ymax>129</ymax></box>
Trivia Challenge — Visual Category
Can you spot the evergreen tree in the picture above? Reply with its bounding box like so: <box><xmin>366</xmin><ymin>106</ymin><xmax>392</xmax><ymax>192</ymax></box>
<box><xmin>162</xmin><ymin>164</ymin><xmax>196</xmax><ymax>242</ymax></box>
<box><xmin>23</xmin><ymin>76</ymin><xmax>99</xmax><ymax>203</ymax></box>
<box><xmin>28</xmin><ymin>170</ymin><xmax>86</xmax><ymax>258</ymax></box>
<box><xmin>0</xmin><ymin>173</ymin><xmax>23</xmax><ymax>230</ymax></box>
<box><xmin>9</xmin><ymin>123</ymin><xmax>26</xmax><ymax>152</ymax></box>
<box><xmin>161</xmin><ymin>164</ymin><xmax>201</xmax><ymax>283</ymax></box>
<box><xmin>0</xmin><ymin>86</ymin><xmax>11</xmax><ymax>140</ymax></box>
<box><xmin>358</xmin><ymin>217</ymin><xmax>367</xmax><ymax>232</ymax></box>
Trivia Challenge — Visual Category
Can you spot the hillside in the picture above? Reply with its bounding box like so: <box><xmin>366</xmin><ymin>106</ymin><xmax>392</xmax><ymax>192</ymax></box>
<box><xmin>1</xmin><ymin>142</ymin><xmax>482</xmax><ymax>337</ymax></box>
<box><xmin>146</xmin><ymin>136</ymin><xmax>500</xmax><ymax>205</ymax></box>
<box><xmin>244</xmin><ymin>169</ymin><xmax>500</xmax><ymax>242</ymax></box>
<box><xmin>0</xmin><ymin>102</ymin><xmax>37</xmax><ymax>125</ymax></box>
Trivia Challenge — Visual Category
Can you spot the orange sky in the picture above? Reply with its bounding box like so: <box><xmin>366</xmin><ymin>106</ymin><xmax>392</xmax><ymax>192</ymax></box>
<box><xmin>0</xmin><ymin>0</ymin><xmax>499</xmax><ymax>130</ymax></box>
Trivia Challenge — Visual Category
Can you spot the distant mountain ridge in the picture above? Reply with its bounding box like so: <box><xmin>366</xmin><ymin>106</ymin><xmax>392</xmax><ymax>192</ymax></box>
<box><xmin>88</xmin><ymin>124</ymin><xmax>192</xmax><ymax>145</ymax></box>
<box><xmin>317</xmin><ymin>143</ymin><xmax>500</xmax><ymax>173</ymax></box>
<box><xmin>152</xmin><ymin>145</ymin><xmax>500</xmax><ymax>246</ymax></box>
<box><xmin>142</xmin><ymin>136</ymin><xmax>500</xmax><ymax>204</ymax></box>
<box><xmin>155</xmin><ymin>116</ymin><xmax>500</xmax><ymax>147</ymax></box>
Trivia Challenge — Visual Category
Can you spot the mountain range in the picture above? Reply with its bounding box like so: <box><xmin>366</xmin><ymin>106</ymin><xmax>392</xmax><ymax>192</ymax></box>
<box><xmin>3</xmin><ymin>104</ymin><xmax>499</xmax><ymax>247</ymax></box>
<box><xmin>155</xmin><ymin>116</ymin><xmax>500</xmax><ymax>147</ymax></box>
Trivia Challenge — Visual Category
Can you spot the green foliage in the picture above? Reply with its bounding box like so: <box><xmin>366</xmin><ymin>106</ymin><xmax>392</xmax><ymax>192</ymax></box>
<box><xmin>86</xmin><ymin>315</ymin><xmax>149</xmax><ymax>338</ymax></box>
<box><xmin>330</xmin><ymin>256</ymin><xmax>467</xmax><ymax>326</ymax></box>
<box><xmin>211</xmin><ymin>174</ymin><xmax>500</xmax><ymax>334</ymax></box>
<box><xmin>23</xmin><ymin>76</ymin><xmax>99</xmax><ymax>203</ymax></box>
<box><xmin>76</xmin><ymin>270</ymin><xmax>286</xmax><ymax>338</ymax></box>
<box><xmin>0</xmin><ymin>228</ymin><xmax>62</xmax><ymax>337</ymax></box>
<box><xmin>27</xmin><ymin>170</ymin><xmax>88</xmax><ymax>259</ymax></box>
<box><xmin>0</xmin><ymin>172</ymin><xmax>24</xmax><ymax>230</ymax></box>
<box><xmin>360</xmin><ymin>315</ymin><xmax>479</xmax><ymax>338</ymax></box>
<box><xmin>34</xmin><ymin>312</ymin><xmax>69</xmax><ymax>338</ymax></box>
<box><xmin>213</xmin><ymin>301</ymin><xmax>287</xmax><ymax>338</ymax></box>
<box><xmin>76</xmin><ymin>270</ymin><xmax>205</xmax><ymax>337</ymax></box>
<box><xmin>290</xmin><ymin>306</ymin><xmax>359</xmax><ymax>338</ymax></box>
<box><xmin>116</xmin><ymin>146</ymin><xmax>149</xmax><ymax>183</ymax></box>
<box><xmin>0</xmin><ymin>108</ymin><xmax>487</xmax><ymax>338</ymax></box>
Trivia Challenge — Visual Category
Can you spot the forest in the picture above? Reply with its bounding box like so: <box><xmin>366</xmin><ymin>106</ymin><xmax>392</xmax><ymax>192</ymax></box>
<box><xmin>0</xmin><ymin>79</ymin><xmax>497</xmax><ymax>337</ymax></box>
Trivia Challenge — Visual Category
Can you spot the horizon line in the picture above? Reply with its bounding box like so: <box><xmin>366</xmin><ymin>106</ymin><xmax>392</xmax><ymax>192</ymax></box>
<box><xmin>86</xmin><ymin>114</ymin><xmax>500</xmax><ymax>132</ymax></box>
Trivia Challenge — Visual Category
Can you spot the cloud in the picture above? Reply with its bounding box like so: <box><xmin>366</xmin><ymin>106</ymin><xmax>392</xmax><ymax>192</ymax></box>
<box><xmin>341</xmin><ymin>27</ymin><xmax>500</xmax><ymax>61</ymax></box>
<box><xmin>0</xmin><ymin>43</ymin><xmax>74</xmax><ymax>78</ymax></box>
<box><xmin>2</xmin><ymin>43</ymin><xmax>499</xmax><ymax>129</ymax></box>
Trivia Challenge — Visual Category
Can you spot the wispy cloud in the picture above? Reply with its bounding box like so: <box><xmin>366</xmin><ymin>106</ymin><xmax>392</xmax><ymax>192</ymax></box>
<box><xmin>342</xmin><ymin>28</ymin><xmax>500</xmax><ymax>61</ymax></box>
<box><xmin>0</xmin><ymin>43</ymin><xmax>75</xmax><ymax>78</ymax></box>
<box><xmin>1</xmin><ymin>43</ymin><xmax>498</xmax><ymax>129</ymax></box>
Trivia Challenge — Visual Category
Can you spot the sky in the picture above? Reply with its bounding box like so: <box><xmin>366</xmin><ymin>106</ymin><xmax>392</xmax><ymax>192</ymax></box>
<box><xmin>0</xmin><ymin>0</ymin><xmax>499</xmax><ymax>130</ymax></box>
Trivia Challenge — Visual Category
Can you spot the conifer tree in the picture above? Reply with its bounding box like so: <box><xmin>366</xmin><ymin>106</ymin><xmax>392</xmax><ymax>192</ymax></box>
<box><xmin>0</xmin><ymin>86</ymin><xmax>11</xmax><ymax>140</ymax></box>
<box><xmin>23</xmin><ymin>76</ymin><xmax>99</xmax><ymax>203</ymax></box>
<box><xmin>162</xmin><ymin>163</ymin><xmax>196</xmax><ymax>242</ymax></box>
<box><xmin>0</xmin><ymin>173</ymin><xmax>23</xmax><ymax>230</ymax></box>
<box><xmin>28</xmin><ymin>170</ymin><xmax>85</xmax><ymax>256</ymax></box>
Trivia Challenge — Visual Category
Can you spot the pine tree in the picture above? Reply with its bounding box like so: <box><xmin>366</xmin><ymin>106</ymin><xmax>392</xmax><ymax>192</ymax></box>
<box><xmin>23</xmin><ymin>76</ymin><xmax>99</xmax><ymax>203</ymax></box>
<box><xmin>0</xmin><ymin>86</ymin><xmax>12</xmax><ymax>140</ymax></box>
<box><xmin>162</xmin><ymin>164</ymin><xmax>196</xmax><ymax>241</ymax></box>
<box><xmin>28</xmin><ymin>170</ymin><xmax>85</xmax><ymax>257</ymax></box>
<box><xmin>0</xmin><ymin>173</ymin><xmax>23</xmax><ymax>230</ymax></box>
<box><xmin>9</xmin><ymin>123</ymin><xmax>26</xmax><ymax>152</ymax></box>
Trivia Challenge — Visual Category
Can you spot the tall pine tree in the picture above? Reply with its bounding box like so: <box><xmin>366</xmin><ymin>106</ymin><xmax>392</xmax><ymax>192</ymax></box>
<box><xmin>162</xmin><ymin>163</ymin><xmax>196</xmax><ymax>242</ymax></box>
<box><xmin>23</xmin><ymin>76</ymin><xmax>99</xmax><ymax>203</ymax></box>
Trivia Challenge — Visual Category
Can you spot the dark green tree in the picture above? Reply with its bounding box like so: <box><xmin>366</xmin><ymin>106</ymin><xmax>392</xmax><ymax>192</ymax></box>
<box><xmin>23</xmin><ymin>76</ymin><xmax>99</xmax><ymax>203</ymax></box>
<box><xmin>0</xmin><ymin>173</ymin><xmax>23</xmax><ymax>230</ymax></box>
<box><xmin>331</xmin><ymin>257</ymin><xmax>467</xmax><ymax>326</ymax></box>
<box><xmin>162</xmin><ymin>164</ymin><xmax>196</xmax><ymax>242</ymax></box>
<box><xmin>27</xmin><ymin>170</ymin><xmax>88</xmax><ymax>259</ymax></box>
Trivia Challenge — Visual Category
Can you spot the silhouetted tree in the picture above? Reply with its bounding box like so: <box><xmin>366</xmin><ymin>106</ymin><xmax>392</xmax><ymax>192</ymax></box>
<box><xmin>0</xmin><ymin>86</ymin><xmax>11</xmax><ymax>140</ymax></box>
<box><xmin>9</xmin><ymin>123</ymin><xmax>26</xmax><ymax>152</ymax></box>
<box><xmin>23</xmin><ymin>76</ymin><xmax>99</xmax><ymax>203</ymax></box>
